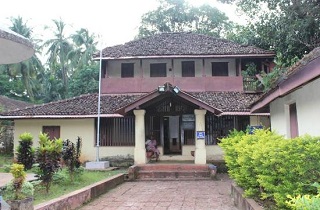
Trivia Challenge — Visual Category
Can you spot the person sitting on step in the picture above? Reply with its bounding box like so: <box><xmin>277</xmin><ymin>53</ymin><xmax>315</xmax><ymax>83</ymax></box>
<box><xmin>145</xmin><ymin>134</ymin><xmax>160</xmax><ymax>160</ymax></box>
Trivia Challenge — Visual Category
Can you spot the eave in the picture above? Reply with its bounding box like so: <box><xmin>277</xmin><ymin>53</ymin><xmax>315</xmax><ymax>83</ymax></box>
<box><xmin>251</xmin><ymin>56</ymin><xmax>320</xmax><ymax>113</ymax></box>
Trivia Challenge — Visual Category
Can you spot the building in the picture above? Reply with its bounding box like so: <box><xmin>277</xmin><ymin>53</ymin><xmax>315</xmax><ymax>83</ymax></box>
<box><xmin>1</xmin><ymin>32</ymin><xmax>274</xmax><ymax>164</ymax></box>
<box><xmin>251</xmin><ymin>47</ymin><xmax>320</xmax><ymax>138</ymax></box>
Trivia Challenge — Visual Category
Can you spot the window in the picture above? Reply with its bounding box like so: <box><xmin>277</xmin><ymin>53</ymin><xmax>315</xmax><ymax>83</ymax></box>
<box><xmin>212</xmin><ymin>62</ymin><xmax>228</xmax><ymax>76</ymax></box>
<box><xmin>150</xmin><ymin>63</ymin><xmax>167</xmax><ymax>77</ymax></box>
<box><xmin>121</xmin><ymin>63</ymin><xmax>134</xmax><ymax>78</ymax></box>
<box><xmin>182</xmin><ymin>61</ymin><xmax>195</xmax><ymax>77</ymax></box>
<box><xmin>42</xmin><ymin>126</ymin><xmax>60</xmax><ymax>140</ymax></box>
<box><xmin>98</xmin><ymin>117</ymin><xmax>135</xmax><ymax>146</ymax></box>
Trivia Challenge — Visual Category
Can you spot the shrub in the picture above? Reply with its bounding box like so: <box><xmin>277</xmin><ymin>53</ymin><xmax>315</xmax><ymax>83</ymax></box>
<box><xmin>220</xmin><ymin>129</ymin><xmax>320</xmax><ymax>208</ymax></box>
<box><xmin>3</xmin><ymin>163</ymin><xmax>34</xmax><ymax>200</ymax></box>
<box><xmin>286</xmin><ymin>183</ymin><xmax>320</xmax><ymax>210</ymax></box>
<box><xmin>35</xmin><ymin>132</ymin><xmax>63</xmax><ymax>193</ymax></box>
<box><xmin>16</xmin><ymin>132</ymin><xmax>35</xmax><ymax>170</ymax></box>
<box><xmin>62</xmin><ymin>137</ymin><xmax>82</xmax><ymax>182</ymax></box>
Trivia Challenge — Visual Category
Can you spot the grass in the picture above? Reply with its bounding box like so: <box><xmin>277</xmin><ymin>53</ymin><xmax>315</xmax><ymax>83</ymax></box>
<box><xmin>33</xmin><ymin>168</ymin><xmax>127</xmax><ymax>205</ymax></box>
<box><xmin>0</xmin><ymin>153</ymin><xmax>13</xmax><ymax>172</ymax></box>
<box><xmin>0</xmin><ymin>154</ymin><xmax>128</xmax><ymax>205</ymax></box>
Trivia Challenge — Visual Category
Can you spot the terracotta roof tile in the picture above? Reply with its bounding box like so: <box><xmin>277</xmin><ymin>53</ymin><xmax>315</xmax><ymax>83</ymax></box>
<box><xmin>0</xmin><ymin>96</ymin><xmax>32</xmax><ymax>112</ymax></box>
<box><xmin>0</xmin><ymin>91</ymin><xmax>261</xmax><ymax>118</ymax></box>
<box><xmin>190</xmin><ymin>92</ymin><xmax>261</xmax><ymax>112</ymax></box>
<box><xmin>97</xmin><ymin>32</ymin><xmax>274</xmax><ymax>59</ymax></box>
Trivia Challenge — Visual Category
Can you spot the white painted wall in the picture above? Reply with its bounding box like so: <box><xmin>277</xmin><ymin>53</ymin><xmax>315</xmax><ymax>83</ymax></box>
<box><xmin>270</xmin><ymin>78</ymin><xmax>320</xmax><ymax>138</ymax></box>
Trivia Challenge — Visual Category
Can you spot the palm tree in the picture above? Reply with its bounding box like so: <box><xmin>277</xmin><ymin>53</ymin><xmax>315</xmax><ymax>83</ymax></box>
<box><xmin>1</xmin><ymin>16</ymin><xmax>44</xmax><ymax>102</ymax></box>
<box><xmin>43</xmin><ymin>19</ymin><xmax>73</xmax><ymax>99</ymax></box>
<box><xmin>69</xmin><ymin>28</ymin><xmax>98</xmax><ymax>70</ymax></box>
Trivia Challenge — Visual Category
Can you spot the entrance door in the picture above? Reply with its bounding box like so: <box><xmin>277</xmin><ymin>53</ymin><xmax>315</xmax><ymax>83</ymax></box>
<box><xmin>163</xmin><ymin>116</ymin><xmax>181</xmax><ymax>155</ymax></box>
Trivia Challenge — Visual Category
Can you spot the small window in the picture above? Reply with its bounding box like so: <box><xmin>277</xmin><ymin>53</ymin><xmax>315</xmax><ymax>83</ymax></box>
<box><xmin>121</xmin><ymin>63</ymin><xmax>134</xmax><ymax>78</ymax></box>
<box><xmin>289</xmin><ymin>103</ymin><xmax>299</xmax><ymax>138</ymax></box>
<box><xmin>182</xmin><ymin>61</ymin><xmax>195</xmax><ymax>77</ymax></box>
<box><xmin>150</xmin><ymin>63</ymin><xmax>167</xmax><ymax>77</ymax></box>
<box><xmin>43</xmin><ymin>126</ymin><xmax>60</xmax><ymax>140</ymax></box>
<box><xmin>212</xmin><ymin>62</ymin><xmax>229</xmax><ymax>76</ymax></box>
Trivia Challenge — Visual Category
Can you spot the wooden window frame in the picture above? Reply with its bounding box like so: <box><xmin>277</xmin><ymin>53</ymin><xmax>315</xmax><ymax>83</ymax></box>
<box><xmin>150</xmin><ymin>63</ymin><xmax>167</xmax><ymax>77</ymax></box>
<box><xmin>182</xmin><ymin>61</ymin><xmax>195</xmax><ymax>77</ymax></box>
<box><xmin>212</xmin><ymin>62</ymin><xmax>229</xmax><ymax>76</ymax></box>
<box><xmin>121</xmin><ymin>63</ymin><xmax>134</xmax><ymax>78</ymax></box>
<box><xmin>42</xmin><ymin>126</ymin><xmax>60</xmax><ymax>140</ymax></box>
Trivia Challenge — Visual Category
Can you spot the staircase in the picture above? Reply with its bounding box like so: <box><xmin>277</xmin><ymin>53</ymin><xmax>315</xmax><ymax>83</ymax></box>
<box><xmin>128</xmin><ymin>163</ymin><xmax>216</xmax><ymax>181</ymax></box>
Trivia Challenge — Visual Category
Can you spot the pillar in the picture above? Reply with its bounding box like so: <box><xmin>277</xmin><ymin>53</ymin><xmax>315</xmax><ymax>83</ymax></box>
<box><xmin>133</xmin><ymin>109</ymin><xmax>147</xmax><ymax>164</ymax></box>
<box><xmin>194</xmin><ymin>109</ymin><xmax>207</xmax><ymax>164</ymax></box>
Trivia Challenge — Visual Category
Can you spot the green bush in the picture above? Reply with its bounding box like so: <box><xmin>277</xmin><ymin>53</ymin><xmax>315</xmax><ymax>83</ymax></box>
<box><xmin>16</xmin><ymin>132</ymin><xmax>35</xmax><ymax>170</ymax></box>
<box><xmin>36</xmin><ymin>132</ymin><xmax>63</xmax><ymax>193</ymax></box>
<box><xmin>220</xmin><ymin>129</ymin><xmax>320</xmax><ymax>208</ymax></box>
<box><xmin>286</xmin><ymin>183</ymin><xmax>320</xmax><ymax>210</ymax></box>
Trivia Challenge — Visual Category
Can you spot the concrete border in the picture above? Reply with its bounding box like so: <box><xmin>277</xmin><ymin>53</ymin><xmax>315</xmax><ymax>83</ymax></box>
<box><xmin>231</xmin><ymin>183</ymin><xmax>264</xmax><ymax>210</ymax></box>
<box><xmin>34</xmin><ymin>173</ymin><xmax>125</xmax><ymax>210</ymax></box>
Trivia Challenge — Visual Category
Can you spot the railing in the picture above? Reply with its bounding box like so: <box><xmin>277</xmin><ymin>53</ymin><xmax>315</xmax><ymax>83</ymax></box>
<box><xmin>243</xmin><ymin>76</ymin><xmax>263</xmax><ymax>92</ymax></box>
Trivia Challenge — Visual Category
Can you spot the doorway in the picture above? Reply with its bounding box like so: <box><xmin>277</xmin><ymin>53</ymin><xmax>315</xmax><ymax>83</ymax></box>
<box><xmin>163</xmin><ymin>116</ymin><xmax>181</xmax><ymax>155</ymax></box>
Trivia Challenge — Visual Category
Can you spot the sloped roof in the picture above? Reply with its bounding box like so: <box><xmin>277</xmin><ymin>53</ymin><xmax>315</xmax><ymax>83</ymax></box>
<box><xmin>0</xmin><ymin>91</ymin><xmax>263</xmax><ymax>119</ymax></box>
<box><xmin>96</xmin><ymin>32</ymin><xmax>274</xmax><ymax>59</ymax></box>
<box><xmin>251</xmin><ymin>47</ymin><xmax>320</xmax><ymax>113</ymax></box>
<box><xmin>0</xmin><ymin>96</ymin><xmax>32</xmax><ymax>112</ymax></box>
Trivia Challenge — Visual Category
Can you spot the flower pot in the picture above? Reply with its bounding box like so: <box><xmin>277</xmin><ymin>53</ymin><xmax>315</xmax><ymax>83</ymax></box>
<box><xmin>7</xmin><ymin>197</ymin><xmax>33</xmax><ymax>210</ymax></box>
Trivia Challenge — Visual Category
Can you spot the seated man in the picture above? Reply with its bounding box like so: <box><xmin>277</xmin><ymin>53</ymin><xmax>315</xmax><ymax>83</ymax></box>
<box><xmin>145</xmin><ymin>135</ymin><xmax>160</xmax><ymax>160</ymax></box>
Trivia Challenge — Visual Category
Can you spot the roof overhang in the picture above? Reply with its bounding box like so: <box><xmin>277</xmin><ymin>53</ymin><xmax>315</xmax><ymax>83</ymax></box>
<box><xmin>251</xmin><ymin>56</ymin><xmax>320</xmax><ymax>113</ymax></box>
<box><xmin>0</xmin><ymin>114</ymin><xmax>123</xmax><ymax>120</ymax></box>
<box><xmin>94</xmin><ymin>53</ymin><xmax>275</xmax><ymax>61</ymax></box>
<box><xmin>0</xmin><ymin>25</ymin><xmax>35</xmax><ymax>64</ymax></box>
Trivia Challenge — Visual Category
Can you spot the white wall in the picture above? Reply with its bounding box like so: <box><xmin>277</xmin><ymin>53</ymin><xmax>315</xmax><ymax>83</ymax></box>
<box><xmin>270</xmin><ymin>78</ymin><xmax>320</xmax><ymax>137</ymax></box>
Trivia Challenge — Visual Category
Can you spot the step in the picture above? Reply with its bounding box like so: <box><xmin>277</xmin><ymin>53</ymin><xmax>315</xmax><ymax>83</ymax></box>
<box><xmin>136</xmin><ymin>164</ymin><xmax>210</xmax><ymax>171</ymax></box>
<box><xmin>137</xmin><ymin>170</ymin><xmax>211</xmax><ymax>181</ymax></box>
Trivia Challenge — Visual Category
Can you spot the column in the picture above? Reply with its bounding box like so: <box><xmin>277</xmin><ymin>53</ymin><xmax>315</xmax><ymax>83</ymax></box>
<box><xmin>133</xmin><ymin>109</ymin><xmax>147</xmax><ymax>164</ymax></box>
<box><xmin>194</xmin><ymin>109</ymin><xmax>207</xmax><ymax>164</ymax></box>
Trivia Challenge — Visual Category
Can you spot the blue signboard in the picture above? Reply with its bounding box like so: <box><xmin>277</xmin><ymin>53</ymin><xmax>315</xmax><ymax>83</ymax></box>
<box><xmin>196</xmin><ymin>131</ymin><xmax>205</xmax><ymax>139</ymax></box>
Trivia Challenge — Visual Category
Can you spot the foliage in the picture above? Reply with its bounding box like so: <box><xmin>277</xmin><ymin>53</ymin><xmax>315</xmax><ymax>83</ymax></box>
<box><xmin>62</xmin><ymin>137</ymin><xmax>82</xmax><ymax>182</ymax></box>
<box><xmin>68</xmin><ymin>64</ymin><xmax>99</xmax><ymax>97</ymax></box>
<box><xmin>35</xmin><ymin>132</ymin><xmax>63</xmax><ymax>193</ymax></box>
<box><xmin>221</xmin><ymin>0</ymin><xmax>320</xmax><ymax>66</ymax></box>
<box><xmin>3</xmin><ymin>163</ymin><xmax>34</xmax><ymax>200</ymax></box>
<box><xmin>220</xmin><ymin>129</ymin><xmax>320</xmax><ymax>208</ymax></box>
<box><xmin>241</xmin><ymin>62</ymin><xmax>257</xmax><ymax>77</ymax></box>
<box><xmin>16</xmin><ymin>132</ymin><xmax>35</xmax><ymax>170</ymax></box>
<box><xmin>137</xmin><ymin>0</ymin><xmax>234</xmax><ymax>38</ymax></box>
<box><xmin>287</xmin><ymin>183</ymin><xmax>320</xmax><ymax>210</ymax></box>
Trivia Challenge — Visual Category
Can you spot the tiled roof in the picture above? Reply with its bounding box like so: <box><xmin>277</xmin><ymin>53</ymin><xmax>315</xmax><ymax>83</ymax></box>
<box><xmin>190</xmin><ymin>92</ymin><xmax>261</xmax><ymax>112</ymax></box>
<box><xmin>97</xmin><ymin>32</ymin><xmax>274</xmax><ymax>59</ymax></box>
<box><xmin>0</xmin><ymin>91</ymin><xmax>261</xmax><ymax>118</ymax></box>
<box><xmin>0</xmin><ymin>96</ymin><xmax>32</xmax><ymax>112</ymax></box>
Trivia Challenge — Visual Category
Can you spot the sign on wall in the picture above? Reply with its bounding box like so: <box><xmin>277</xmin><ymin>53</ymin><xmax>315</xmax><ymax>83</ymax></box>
<box><xmin>196</xmin><ymin>131</ymin><xmax>205</xmax><ymax>139</ymax></box>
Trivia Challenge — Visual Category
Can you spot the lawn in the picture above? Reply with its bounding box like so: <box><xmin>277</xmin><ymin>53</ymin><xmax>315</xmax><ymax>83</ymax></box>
<box><xmin>33</xmin><ymin>168</ymin><xmax>127</xmax><ymax>205</ymax></box>
<box><xmin>0</xmin><ymin>154</ymin><xmax>128</xmax><ymax>205</ymax></box>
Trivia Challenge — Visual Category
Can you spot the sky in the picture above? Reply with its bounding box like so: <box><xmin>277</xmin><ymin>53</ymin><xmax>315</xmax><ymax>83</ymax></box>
<box><xmin>0</xmin><ymin>0</ymin><xmax>244</xmax><ymax>48</ymax></box>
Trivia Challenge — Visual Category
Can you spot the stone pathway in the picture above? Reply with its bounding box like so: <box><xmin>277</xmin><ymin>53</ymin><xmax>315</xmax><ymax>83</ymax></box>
<box><xmin>79</xmin><ymin>174</ymin><xmax>237</xmax><ymax>210</ymax></box>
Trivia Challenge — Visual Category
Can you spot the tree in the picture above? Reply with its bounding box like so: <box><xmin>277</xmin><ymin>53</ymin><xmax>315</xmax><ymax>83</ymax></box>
<box><xmin>221</xmin><ymin>0</ymin><xmax>320</xmax><ymax>65</ymax></box>
<box><xmin>69</xmin><ymin>28</ymin><xmax>98</xmax><ymax>70</ymax></box>
<box><xmin>43</xmin><ymin>19</ymin><xmax>74</xmax><ymax>99</ymax></box>
<box><xmin>68</xmin><ymin>64</ymin><xmax>99</xmax><ymax>97</ymax></box>
<box><xmin>137</xmin><ymin>0</ymin><xmax>233</xmax><ymax>38</ymax></box>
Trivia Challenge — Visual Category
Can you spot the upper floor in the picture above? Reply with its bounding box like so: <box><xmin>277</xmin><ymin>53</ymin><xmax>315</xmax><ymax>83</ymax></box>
<box><xmin>95</xmin><ymin>32</ymin><xmax>275</xmax><ymax>94</ymax></box>
<box><xmin>100</xmin><ymin>57</ymin><xmax>274</xmax><ymax>94</ymax></box>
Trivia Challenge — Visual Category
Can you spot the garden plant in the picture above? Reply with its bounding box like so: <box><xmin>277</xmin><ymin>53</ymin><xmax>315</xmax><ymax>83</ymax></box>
<box><xmin>220</xmin><ymin>129</ymin><xmax>320</xmax><ymax>209</ymax></box>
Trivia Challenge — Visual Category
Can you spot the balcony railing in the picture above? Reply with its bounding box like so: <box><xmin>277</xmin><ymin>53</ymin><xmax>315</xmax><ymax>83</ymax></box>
<box><xmin>243</xmin><ymin>76</ymin><xmax>263</xmax><ymax>93</ymax></box>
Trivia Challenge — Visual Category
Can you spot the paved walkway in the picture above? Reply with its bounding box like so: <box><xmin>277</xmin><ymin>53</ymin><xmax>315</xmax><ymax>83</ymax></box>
<box><xmin>0</xmin><ymin>173</ymin><xmax>37</xmax><ymax>188</ymax></box>
<box><xmin>79</xmin><ymin>174</ymin><xmax>237</xmax><ymax>210</ymax></box>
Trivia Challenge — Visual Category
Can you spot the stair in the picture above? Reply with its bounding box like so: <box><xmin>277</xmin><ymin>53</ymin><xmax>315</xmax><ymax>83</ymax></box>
<box><xmin>128</xmin><ymin>164</ymin><xmax>216</xmax><ymax>181</ymax></box>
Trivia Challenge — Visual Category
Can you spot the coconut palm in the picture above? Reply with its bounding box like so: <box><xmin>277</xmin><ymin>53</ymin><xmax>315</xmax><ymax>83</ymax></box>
<box><xmin>43</xmin><ymin>19</ymin><xmax>73</xmax><ymax>99</ymax></box>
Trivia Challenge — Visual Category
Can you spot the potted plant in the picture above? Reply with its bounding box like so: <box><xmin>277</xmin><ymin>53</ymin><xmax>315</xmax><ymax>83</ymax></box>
<box><xmin>2</xmin><ymin>163</ymin><xmax>34</xmax><ymax>210</ymax></box>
